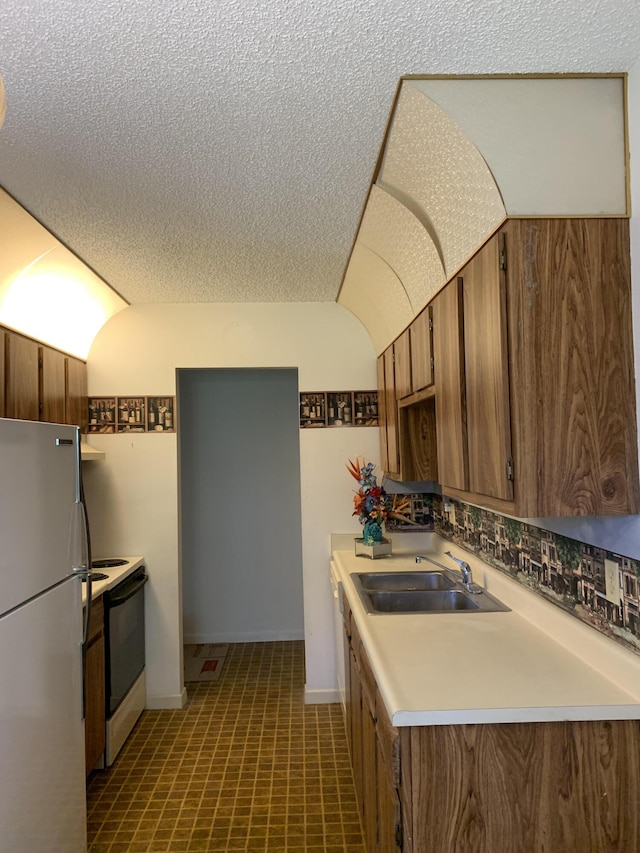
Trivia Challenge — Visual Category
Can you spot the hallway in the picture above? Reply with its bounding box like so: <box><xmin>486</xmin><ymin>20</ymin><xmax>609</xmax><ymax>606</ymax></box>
<box><xmin>87</xmin><ymin>641</ymin><xmax>365</xmax><ymax>852</ymax></box>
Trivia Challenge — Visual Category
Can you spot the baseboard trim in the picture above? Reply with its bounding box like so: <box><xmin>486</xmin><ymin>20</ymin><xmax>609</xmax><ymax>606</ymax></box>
<box><xmin>146</xmin><ymin>686</ymin><xmax>188</xmax><ymax>710</ymax></box>
<box><xmin>183</xmin><ymin>630</ymin><xmax>305</xmax><ymax>644</ymax></box>
<box><xmin>304</xmin><ymin>687</ymin><xmax>341</xmax><ymax>705</ymax></box>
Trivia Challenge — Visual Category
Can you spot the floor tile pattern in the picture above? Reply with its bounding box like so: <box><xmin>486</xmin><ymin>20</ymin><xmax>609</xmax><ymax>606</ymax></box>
<box><xmin>87</xmin><ymin>641</ymin><xmax>365</xmax><ymax>852</ymax></box>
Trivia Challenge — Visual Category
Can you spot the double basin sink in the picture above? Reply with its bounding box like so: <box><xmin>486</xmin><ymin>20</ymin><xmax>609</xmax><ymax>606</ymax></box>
<box><xmin>351</xmin><ymin>567</ymin><xmax>510</xmax><ymax>615</ymax></box>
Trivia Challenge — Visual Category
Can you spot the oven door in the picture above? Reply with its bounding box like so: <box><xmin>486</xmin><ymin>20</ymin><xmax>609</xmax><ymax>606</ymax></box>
<box><xmin>104</xmin><ymin>567</ymin><xmax>148</xmax><ymax>717</ymax></box>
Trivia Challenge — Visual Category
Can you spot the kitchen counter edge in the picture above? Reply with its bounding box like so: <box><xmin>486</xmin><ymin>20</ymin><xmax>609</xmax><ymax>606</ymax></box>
<box><xmin>82</xmin><ymin>556</ymin><xmax>145</xmax><ymax>605</ymax></box>
<box><xmin>333</xmin><ymin>533</ymin><xmax>640</xmax><ymax>728</ymax></box>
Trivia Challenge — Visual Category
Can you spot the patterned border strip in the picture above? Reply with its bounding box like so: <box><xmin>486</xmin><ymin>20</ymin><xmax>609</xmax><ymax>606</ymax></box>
<box><xmin>88</xmin><ymin>396</ymin><xmax>176</xmax><ymax>433</ymax></box>
<box><xmin>300</xmin><ymin>391</ymin><xmax>378</xmax><ymax>428</ymax></box>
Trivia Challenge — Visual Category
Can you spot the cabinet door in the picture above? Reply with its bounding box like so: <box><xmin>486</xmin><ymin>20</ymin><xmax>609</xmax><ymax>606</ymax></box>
<box><xmin>394</xmin><ymin>330</ymin><xmax>412</xmax><ymax>400</ymax></box>
<box><xmin>362</xmin><ymin>702</ymin><xmax>378</xmax><ymax>853</ymax></box>
<box><xmin>377</xmin><ymin>739</ymin><xmax>402</xmax><ymax>853</ymax></box>
<box><xmin>377</xmin><ymin>355</ymin><xmax>389</xmax><ymax>473</ymax></box>
<box><xmin>432</xmin><ymin>279</ymin><xmax>467</xmax><ymax>491</ymax></box>
<box><xmin>84</xmin><ymin>633</ymin><xmax>105</xmax><ymax>775</ymax></box>
<box><xmin>462</xmin><ymin>234</ymin><xmax>514</xmax><ymax>502</ymax></box>
<box><xmin>506</xmin><ymin>218</ymin><xmax>639</xmax><ymax>516</ymax></box>
<box><xmin>5</xmin><ymin>330</ymin><xmax>39</xmax><ymax>420</ymax></box>
<box><xmin>384</xmin><ymin>347</ymin><xmax>400</xmax><ymax>476</ymax></box>
<box><xmin>65</xmin><ymin>356</ymin><xmax>88</xmax><ymax>431</ymax></box>
<box><xmin>349</xmin><ymin>649</ymin><xmax>364</xmax><ymax>818</ymax></box>
<box><xmin>0</xmin><ymin>329</ymin><xmax>5</xmax><ymax>417</ymax></box>
<box><xmin>409</xmin><ymin>308</ymin><xmax>433</xmax><ymax>392</ymax></box>
<box><xmin>84</xmin><ymin>596</ymin><xmax>105</xmax><ymax>775</ymax></box>
<box><xmin>40</xmin><ymin>345</ymin><xmax>66</xmax><ymax>424</ymax></box>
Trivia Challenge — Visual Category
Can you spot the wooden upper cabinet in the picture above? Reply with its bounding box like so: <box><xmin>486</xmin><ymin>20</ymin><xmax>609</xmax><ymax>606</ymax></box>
<box><xmin>65</xmin><ymin>356</ymin><xmax>88</xmax><ymax>432</ymax></box>
<box><xmin>0</xmin><ymin>330</ymin><xmax>4</xmax><ymax>418</ymax></box>
<box><xmin>40</xmin><ymin>345</ymin><xmax>66</xmax><ymax>424</ymax></box>
<box><xmin>462</xmin><ymin>233</ymin><xmax>514</xmax><ymax>503</ymax></box>
<box><xmin>409</xmin><ymin>307</ymin><xmax>433</xmax><ymax>392</ymax></box>
<box><xmin>504</xmin><ymin>218</ymin><xmax>639</xmax><ymax>517</ymax></box>
<box><xmin>432</xmin><ymin>278</ymin><xmax>468</xmax><ymax>492</ymax></box>
<box><xmin>379</xmin><ymin>218</ymin><xmax>639</xmax><ymax>516</ymax></box>
<box><xmin>376</xmin><ymin>355</ymin><xmax>389</xmax><ymax>473</ymax></box>
<box><xmin>1</xmin><ymin>325</ymin><xmax>88</xmax><ymax>431</ymax></box>
<box><xmin>5</xmin><ymin>330</ymin><xmax>39</xmax><ymax>421</ymax></box>
<box><xmin>393</xmin><ymin>330</ymin><xmax>412</xmax><ymax>400</ymax></box>
<box><xmin>383</xmin><ymin>347</ymin><xmax>400</xmax><ymax>476</ymax></box>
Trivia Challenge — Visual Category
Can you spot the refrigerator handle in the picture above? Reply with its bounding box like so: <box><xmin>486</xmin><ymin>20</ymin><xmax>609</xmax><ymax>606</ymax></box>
<box><xmin>78</xmin><ymin>500</ymin><xmax>93</xmax><ymax>647</ymax></box>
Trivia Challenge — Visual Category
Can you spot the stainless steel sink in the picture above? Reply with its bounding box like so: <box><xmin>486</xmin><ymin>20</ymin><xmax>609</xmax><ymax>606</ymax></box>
<box><xmin>357</xmin><ymin>571</ymin><xmax>455</xmax><ymax>591</ymax></box>
<box><xmin>351</xmin><ymin>570</ymin><xmax>510</xmax><ymax>614</ymax></box>
<box><xmin>366</xmin><ymin>589</ymin><xmax>479</xmax><ymax>613</ymax></box>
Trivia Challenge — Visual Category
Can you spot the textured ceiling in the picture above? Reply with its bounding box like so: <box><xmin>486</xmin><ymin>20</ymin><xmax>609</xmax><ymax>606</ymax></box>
<box><xmin>1</xmin><ymin>1</ymin><xmax>640</xmax><ymax>305</ymax></box>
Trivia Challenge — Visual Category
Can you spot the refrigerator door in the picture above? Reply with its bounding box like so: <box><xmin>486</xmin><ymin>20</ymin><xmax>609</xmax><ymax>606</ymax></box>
<box><xmin>0</xmin><ymin>419</ymin><xmax>81</xmax><ymax>616</ymax></box>
<box><xmin>0</xmin><ymin>577</ymin><xmax>87</xmax><ymax>852</ymax></box>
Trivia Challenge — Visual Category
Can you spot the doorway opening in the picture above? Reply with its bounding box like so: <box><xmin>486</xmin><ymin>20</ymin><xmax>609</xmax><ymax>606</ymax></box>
<box><xmin>177</xmin><ymin>368</ymin><xmax>304</xmax><ymax>647</ymax></box>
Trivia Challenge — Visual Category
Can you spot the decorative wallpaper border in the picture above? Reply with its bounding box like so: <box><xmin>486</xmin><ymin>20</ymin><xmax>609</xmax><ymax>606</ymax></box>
<box><xmin>300</xmin><ymin>391</ymin><xmax>378</xmax><ymax>428</ymax></box>
<box><xmin>88</xmin><ymin>397</ymin><xmax>176</xmax><ymax>433</ymax></box>
<box><xmin>385</xmin><ymin>492</ymin><xmax>640</xmax><ymax>657</ymax></box>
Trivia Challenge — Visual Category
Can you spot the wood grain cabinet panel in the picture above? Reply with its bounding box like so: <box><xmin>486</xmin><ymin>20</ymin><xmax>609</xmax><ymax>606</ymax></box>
<box><xmin>393</xmin><ymin>330</ymin><xmax>412</xmax><ymax>400</ymax></box>
<box><xmin>65</xmin><ymin>355</ymin><xmax>88</xmax><ymax>431</ymax></box>
<box><xmin>462</xmin><ymin>233</ymin><xmax>514</xmax><ymax>502</ymax></box>
<box><xmin>377</xmin><ymin>751</ymin><xmax>402</xmax><ymax>853</ymax></box>
<box><xmin>84</xmin><ymin>596</ymin><xmax>105</xmax><ymax>776</ymax></box>
<box><xmin>383</xmin><ymin>347</ymin><xmax>400</xmax><ymax>477</ymax></box>
<box><xmin>349</xmin><ymin>648</ymin><xmax>364</xmax><ymax>819</ymax></box>
<box><xmin>1</xmin><ymin>326</ymin><xmax>88</xmax><ymax>432</ymax></box>
<box><xmin>432</xmin><ymin>278</ymin><xmax>468</xmax><ymax>492</ymax></box>
<box><xmin>409</xmin><ymin>720</ymin><xmax>640</xmax><ymax>853</ymax></box>
<box><xmin>346</xmin><ymin>610</ymin><xmax>405</xmax><ymax>852</ymax></box>
<box><xmin>409</xmin><ymin>308</ymin><xmax>433</xmax><ymax>393</ymax></box>
<box><xmin>5</xmin><ymin>330</ymin><xmax>39</xmax><ymax>421</ymax></box>
<box><xmin>40</xmin><ymin>345</ymin><xmax>66</xmax><ymax>424</ymax></box>
<box><xmin>377</xmin><ymin>355</ymin><xmax>389</xmax><ymax>473</ymax></box>
<box><xmin>398</xmin><ymin>400</ymin><xmax>438</xmax><ymax>482</ymax></box>
<box><xmin>0</xmin><ymin>329</ymin><xmax>4</xmax><ymax>417</ymax></box>
<box><xmin>504</xmin><ymin>218</ymin><xmax>640</xmax><ymax>517</ymax></box>
<box><xmin>362</xmin><ymin>703</ymin><xmax>378</xmax><ymax>853</ymax></box>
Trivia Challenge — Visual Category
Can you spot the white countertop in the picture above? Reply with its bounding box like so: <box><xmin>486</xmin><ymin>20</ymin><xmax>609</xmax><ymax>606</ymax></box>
<box><xmin>81</xmin><ymin>556</ymin><xmax>145</xmax><ymax>605</ymax></box>
<box><xmin>332</xmin><ymin>533</ymin><xmax>640</xmax><ymax>727</ymax></box>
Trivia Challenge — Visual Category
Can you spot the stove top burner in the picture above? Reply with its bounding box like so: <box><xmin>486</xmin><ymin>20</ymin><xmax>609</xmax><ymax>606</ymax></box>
<box><xmin>82</xmin><ymin>572</ymin><xmax>109</xmax><ymax>582</ymax></box>
<box><xmin>92</xmin><ymin>558</ymin><xmax>128</xmax><ymax>569</ymax></box>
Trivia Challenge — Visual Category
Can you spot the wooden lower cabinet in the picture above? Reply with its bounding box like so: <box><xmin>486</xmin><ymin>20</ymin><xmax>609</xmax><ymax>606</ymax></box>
<box><xmin>345</xmin><ymin>604</ymin><xmax>403</xmax><ymax>853</ymax></box>
<box><xmin>377</xmin><ymin>739</ymin><xmax>403</xmax><ymax>853</ymax></box>
<box><xmin>84</xmin><ymin>596</ymin><xmax>105</xmax><ymax>777</ymax></box>
<box><xmin>408</xmin><ymin>720</ymin><xmax>640</xmax><ymax>853</ymax></box>
<box><xmin>344</xmin><ymin>598</ymin><xmax>640</xmax><ymax>853</ymax></box>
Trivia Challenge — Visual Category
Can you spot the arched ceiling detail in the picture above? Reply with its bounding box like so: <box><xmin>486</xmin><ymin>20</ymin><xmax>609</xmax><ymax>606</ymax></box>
<box><xmin>358</xmin><ymin>185</ymin><xmax>446</xmax><ymax>315</ymax></box>
<box><xmin>339</xmin><ymin>242</ymin><xmax>413</xmax><ymax>354</ymax></box>
<box><xmin>376</xmin><ymin>82</ymin><xmax>506</xmax><ymax>279</ymax></box>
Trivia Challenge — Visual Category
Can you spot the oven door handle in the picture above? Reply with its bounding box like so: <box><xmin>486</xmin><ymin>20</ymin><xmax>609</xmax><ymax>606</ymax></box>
<box><xmin>108</xmin><ymin>573</ymin><xmax>148</xmax><ymax>607</ymax></box>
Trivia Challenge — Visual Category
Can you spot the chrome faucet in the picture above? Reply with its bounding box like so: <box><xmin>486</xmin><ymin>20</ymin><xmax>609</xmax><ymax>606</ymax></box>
<box><xmin>446</xmin><ymin>551</ymin><xmax>472</xmax><ymax>585</ymax></box>
<box><xmin>445</xmin><ymin>551</ymin><xmax>482</xmax><ymax>593</ymax></box>
<box><xmin>414</xmin><ymin>552</ymin><xmax>482</xmax><ymax>594</ymax></box>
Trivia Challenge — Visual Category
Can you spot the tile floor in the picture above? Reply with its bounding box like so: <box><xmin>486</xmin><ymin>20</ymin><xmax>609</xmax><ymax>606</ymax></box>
<box><xmin>87</xmin><ymin>641</ymin><xmax>365</xmax><ymax>852</ymax></box>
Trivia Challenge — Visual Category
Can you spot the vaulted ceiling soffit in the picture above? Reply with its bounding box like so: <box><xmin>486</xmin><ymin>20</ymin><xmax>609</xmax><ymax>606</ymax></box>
<box><xmin>339</xmin><ymin>75</ymin><xmax>627</xmax><ymax>355</ymax></box>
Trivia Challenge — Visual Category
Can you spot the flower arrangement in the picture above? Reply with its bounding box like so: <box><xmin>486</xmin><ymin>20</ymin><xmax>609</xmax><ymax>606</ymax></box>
<box><xmin>347</xmin><ymin>457</ymin><xmax>413</xmax><ymax>544</ymax></box>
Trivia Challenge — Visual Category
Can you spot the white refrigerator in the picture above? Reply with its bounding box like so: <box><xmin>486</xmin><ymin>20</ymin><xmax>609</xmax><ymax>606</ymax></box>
<box><xmin>0</xmin><ymin>418</ymin><xmax>89</xmax><ymax>853</ymax></box>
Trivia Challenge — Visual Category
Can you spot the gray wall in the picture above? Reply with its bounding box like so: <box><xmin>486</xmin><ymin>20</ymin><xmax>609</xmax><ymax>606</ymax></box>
<box><xmin>178</xmin><ymin>368</ymin><xmax>304</xmax><ymax>643</ymax></box>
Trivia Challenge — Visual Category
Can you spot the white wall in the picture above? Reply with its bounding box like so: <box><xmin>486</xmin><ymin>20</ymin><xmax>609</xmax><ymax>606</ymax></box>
<box><xmin>82</xmin><ymin>303</ymin><xmax>380</xmax><ymax>707</ymax></box>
